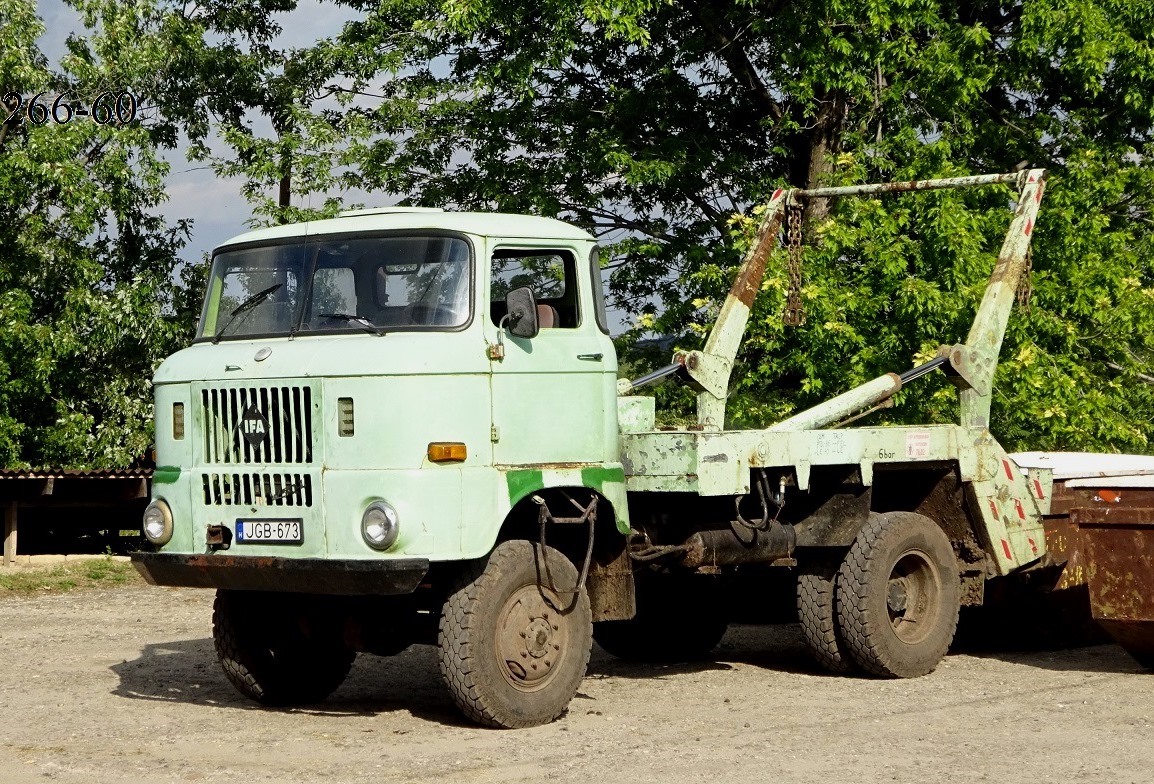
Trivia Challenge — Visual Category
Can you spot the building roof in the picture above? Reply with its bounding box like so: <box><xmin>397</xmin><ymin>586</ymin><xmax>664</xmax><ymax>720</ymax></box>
<box><xmin>0</xmin><ymin>468</ymin><xmax>152</xmax><ymax>480</ymax></box>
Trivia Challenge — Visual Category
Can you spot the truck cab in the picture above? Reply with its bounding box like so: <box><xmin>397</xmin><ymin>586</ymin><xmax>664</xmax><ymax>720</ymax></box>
<box><xmin>141</xmin><ymin>207</ymin><xmax>626</xmax><ymax>570</ymax></box>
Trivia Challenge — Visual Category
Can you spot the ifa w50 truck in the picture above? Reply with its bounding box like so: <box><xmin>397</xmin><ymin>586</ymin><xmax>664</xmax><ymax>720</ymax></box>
<box><xmin>133</xmin><ymin>170</ymin><xmax>1053</xmax><ymax>728</ymax></box>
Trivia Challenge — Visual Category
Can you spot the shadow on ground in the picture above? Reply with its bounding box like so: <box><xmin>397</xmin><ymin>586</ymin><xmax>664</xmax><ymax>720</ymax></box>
<box><xmin>952</xmin><ymin>601</ymin><xmax>1149</xmax><ymax>675</ymax></box>
<box><xmin>959</xmin><ymin>642</ymin><xmax>1149</xmax><ymax>675</ymax></box>
<box><xmin>108</xmin><ymin>624</ymin><xmax>829</xmax><ymax>722</ymax></box>
<box><xmin>110</xmin><ymin>622</ymin><xmax>1148</xmax><ymax>726</ymax></box>
<box><xmin>109</xmin><ymin>637</ymin><xmax>469</xmax><ymax>726</ymax></box>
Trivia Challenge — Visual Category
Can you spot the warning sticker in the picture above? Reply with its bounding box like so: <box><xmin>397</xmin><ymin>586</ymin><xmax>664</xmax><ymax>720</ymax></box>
<box><xmin>905</xmin><ymin>430</ymin><xmax>932</xmax><ymax>459</ymax></box>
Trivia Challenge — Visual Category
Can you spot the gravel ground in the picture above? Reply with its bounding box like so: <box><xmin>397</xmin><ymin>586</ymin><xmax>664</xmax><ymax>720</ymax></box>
<box><xmin>0</xmin><ymin>583</ymin><xmax>1150</xmax><ymax>784</ymax></box>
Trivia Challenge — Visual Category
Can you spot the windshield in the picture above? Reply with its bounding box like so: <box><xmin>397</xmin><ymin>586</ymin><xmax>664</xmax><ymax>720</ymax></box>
<box><xmin>197</xmin><ymin>234</ymin><xmax>472</xmax><ymax>340</ymax></box>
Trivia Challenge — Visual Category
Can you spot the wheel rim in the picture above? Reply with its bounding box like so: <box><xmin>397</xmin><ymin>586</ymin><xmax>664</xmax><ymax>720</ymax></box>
<box><xmin>885</xmin><ymin>548</ymin><xmax>942</xmax><ymax>645</ymax></box>
<box><xmin>495</xmin><ymin>584</ymin><xmax>569</xmax><ymax>693</ymax></box>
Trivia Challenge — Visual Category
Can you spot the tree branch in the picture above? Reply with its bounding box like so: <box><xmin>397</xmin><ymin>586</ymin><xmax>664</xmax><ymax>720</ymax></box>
<box><xmin>1107</xmin><ymin>361</ymin><xmax>1154</xmax><ymax>385</ymax></box>
<box><xmin>686</xmin><ymin>0</ymin><xmax>783</xmax><ymax>123</ymax></box>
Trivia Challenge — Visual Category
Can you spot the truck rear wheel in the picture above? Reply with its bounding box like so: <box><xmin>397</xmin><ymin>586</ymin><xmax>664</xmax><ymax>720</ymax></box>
<box><xmin>212</xmin><ymin>590</ymin><xmax>355</xmax><ymax>706</ymax></box>
<box><xmin>592</xmin><ymin>573</ymin><xmax>728</xmax><ymax>662</ymax></box>
<box><xmin>438</xmin><ymin>540</ymin><xmax>592</xmax><ymax>729</ymax></box>
<box><xmin>797</xmin><ymin>564</ymin><xmax>857</xmax><ymax>674</ymax></box>
<box><xmin>836</xmin><ymin>512</ymin><xmax>960</xmax><ymax>678</ymax></box>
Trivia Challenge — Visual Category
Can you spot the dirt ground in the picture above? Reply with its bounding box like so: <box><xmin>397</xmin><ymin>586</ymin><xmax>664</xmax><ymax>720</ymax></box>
<box><xmin>0</xmin><ymin>583</ymin><xmax>1150</xmax><ymax>784</ymax></box>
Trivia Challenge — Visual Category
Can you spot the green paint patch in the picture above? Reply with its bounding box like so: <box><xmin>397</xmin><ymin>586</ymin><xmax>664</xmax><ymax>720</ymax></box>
<box><xmin>153</xmin><ymin>466</ymin><xmax>181</xmax><ymax>484</ymax></box>
<box><xmin>506</xmin><ymin>468</ymin><xmax>544</xmax><ymax>505</ymax></box>
<box><xmin>581</xmin><ymin>465</ymin><xmax>625</xmax><ymax>492</ymax></box>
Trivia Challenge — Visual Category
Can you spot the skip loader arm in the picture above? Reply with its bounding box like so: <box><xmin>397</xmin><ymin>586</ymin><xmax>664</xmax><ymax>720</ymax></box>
<box><xmin>946</xmin><ymin>169</ymin><xmax>1047</xmax><ymax>429</ymax></box>
<box><xmin>675</xmin><ymin>188</ymin><xmax>790</xmax><ymax>429</ymax></box>
<box><xmin>655</xmin><ymin>170</ymin><xmax>1047</xmax><ymax>431</ymax></box>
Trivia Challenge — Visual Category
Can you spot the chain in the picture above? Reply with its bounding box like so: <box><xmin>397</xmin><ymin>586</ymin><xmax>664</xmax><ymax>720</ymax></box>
<box><xmin>1015</xmin><ymin>243</ymin><xmax>1033</xmax><ymax>309</ymax></box>
<box><xmin>783</xmin><ymin>202</ymin><xmax>806</xmax><ymax>326</ymax></box>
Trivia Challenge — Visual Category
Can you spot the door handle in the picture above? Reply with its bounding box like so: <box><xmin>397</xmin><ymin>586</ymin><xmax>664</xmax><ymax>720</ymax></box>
<box><xmin>577</xmin><ymin>353</ymin><xmax>603</xmax><ymax>361</ymax></box>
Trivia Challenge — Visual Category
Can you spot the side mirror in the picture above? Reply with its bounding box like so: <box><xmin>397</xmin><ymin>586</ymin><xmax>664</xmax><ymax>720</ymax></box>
<box><xmin>505</xmin><ymin>286</ymin><xmax>539</xmax><ymax>339</ymax></box>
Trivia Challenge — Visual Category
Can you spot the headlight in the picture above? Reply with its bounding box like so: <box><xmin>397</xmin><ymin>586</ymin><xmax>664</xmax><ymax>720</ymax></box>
<box><xmin>143</xmin><ymin>500</ymin><xmax>173</xmax><ymax>546</ymax></box>
<box><xmin>361</xmin><ymin>501</ymin><xmax>399</xmax><ymax>550</ymax></box>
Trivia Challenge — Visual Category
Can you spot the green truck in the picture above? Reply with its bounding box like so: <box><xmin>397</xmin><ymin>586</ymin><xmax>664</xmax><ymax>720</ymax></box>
<box><xmin>133</xmin><ymin>170</ymin><xmax>1053</xmax><ymax>728</ymax></box>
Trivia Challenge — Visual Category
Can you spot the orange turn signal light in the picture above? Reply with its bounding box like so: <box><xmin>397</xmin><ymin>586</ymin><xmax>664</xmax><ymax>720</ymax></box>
<box><xmin>427</xmin><ymin>442</ymin><xmax>467</xmax><ymax>463</ymax></box>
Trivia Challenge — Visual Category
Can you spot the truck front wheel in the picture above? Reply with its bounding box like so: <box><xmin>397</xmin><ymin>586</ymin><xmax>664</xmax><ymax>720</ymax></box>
<box><xmin>438</xmin><ymin>540</ymin><xmax>592</xmax><ymax>728</ymax></box>
<box><xmin>212</xmin><ymin>590</ymin><xmax>355</xmax><ymax>706</ymax></box>
<box><xmin>836</xmin><ymin>512</ymin><xmax>960</xmax><ymax>678</ymax></box>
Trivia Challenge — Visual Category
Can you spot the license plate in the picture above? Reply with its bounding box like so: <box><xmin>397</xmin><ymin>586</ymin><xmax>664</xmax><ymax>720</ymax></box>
<box><xmin>235</xmin><ymin>519</ymin><xmax>302</xmax><ymax>543</ymax></box>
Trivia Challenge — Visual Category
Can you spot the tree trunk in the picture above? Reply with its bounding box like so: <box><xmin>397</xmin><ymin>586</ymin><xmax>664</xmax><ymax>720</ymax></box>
<box><xmin>278</xmin><ymin>168</ymin><xmax>291</xmax><ymax>213</ymax></box>
<box><xmin>787</xmin><ymin>90</ymin><xmax>848</xmax><ymax>225</ymax></box>
<box><xmin>274</xmin><ymin>119</ymin><xmax>293</xmax><ymax>224</ymax></box>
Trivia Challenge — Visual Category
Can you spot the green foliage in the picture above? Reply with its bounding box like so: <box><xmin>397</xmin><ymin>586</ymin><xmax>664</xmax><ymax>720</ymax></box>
<box><xmin>0</xmin><ymin>0</ymin><xmax>196</xmax><ymax>468</ymax></box>
<box><xmin>292</xmin><ymin>0</ymin><xmax>1154</xmax><ymax>452</ymax></box>
<box><xmin>723</xmin><ymin>153</ymin><xmax>1154</xmax><ymax>454</ymax></box>
<box><xmin>142</xmin><ymin>0</ymin><xmax>373</xmax><ymax>225</ymax></box>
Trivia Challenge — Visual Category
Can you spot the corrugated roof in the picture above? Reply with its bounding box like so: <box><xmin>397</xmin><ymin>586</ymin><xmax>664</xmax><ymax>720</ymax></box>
<box><xmin>0</xmin><ymin>468</ymin><xmax>152</xmax><ymax>480</ymax></box>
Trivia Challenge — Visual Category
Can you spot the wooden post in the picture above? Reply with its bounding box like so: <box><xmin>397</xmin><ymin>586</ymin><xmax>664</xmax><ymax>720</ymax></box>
<box><xmin>3</xmin><ymin>501</ymin><xmax>16</xmax><ymax>567</ymax></box>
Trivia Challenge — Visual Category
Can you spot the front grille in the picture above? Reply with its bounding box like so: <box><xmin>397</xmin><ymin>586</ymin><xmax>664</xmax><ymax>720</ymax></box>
<box><xmin>202</xmin><ymin>472</ymin><xmax>314</xmax><ymax>507</ymax></box>
<box><xmin>200</xmin><ymin>386</ymin><xmax>313</xmax><ymax>464</ymax></box>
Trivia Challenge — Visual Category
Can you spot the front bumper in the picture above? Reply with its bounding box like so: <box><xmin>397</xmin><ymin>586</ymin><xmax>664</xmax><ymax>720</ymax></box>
<box><xmin>131</xmin><ymin>552</ymin><xmax>429</xmax><ymax>595</ymax></box>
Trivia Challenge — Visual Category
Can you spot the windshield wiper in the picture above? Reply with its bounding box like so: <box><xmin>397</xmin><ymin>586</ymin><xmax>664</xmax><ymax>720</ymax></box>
<box><xmin>213</xmin><ymin>283</ymin><xmax>283</xmax><ymax>344</ymax></box>
<box><xmin>318</xmin><ymin>313</ymin><xmax>385</xmax><ymax>336</ymax></box>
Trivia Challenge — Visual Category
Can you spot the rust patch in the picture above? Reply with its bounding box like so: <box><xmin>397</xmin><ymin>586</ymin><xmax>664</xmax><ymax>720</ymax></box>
<box><xmin>1073</xmin><ymin>506</ymin><xmax>1154</xmax><ymax>666</ymax></box>
<box><xmin>1042</xmin><ymin>486</ymin><xmax>1103</xmax><ymax>590</ymax></box>
<box><xmin>732</xmin><ymin>209</ymin><xmax>785</xmax><ymax>308</ymax></box>
<box><xmin>1049</xmin><ymin>485</ymin><xmax>1154</xmax><ymax>516</ymax></box>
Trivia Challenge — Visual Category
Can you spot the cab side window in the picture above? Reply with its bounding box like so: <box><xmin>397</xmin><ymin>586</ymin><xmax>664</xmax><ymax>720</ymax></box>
<box><xmin>490</xmin><ymin>249</ymin><xmax>579</xmax><ymax>329</ymax></box>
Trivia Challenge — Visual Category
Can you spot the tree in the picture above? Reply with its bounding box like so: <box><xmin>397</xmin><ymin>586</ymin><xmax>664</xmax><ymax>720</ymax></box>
<box><xmin>43</xmin><ymin>0</ymin><xmax>1153</xmax><ymax>455</ymax></box>
<box><xmin>144</xmin><ymin>0</ymin><xmax>371</xmax><ymax>225</ymax></box>
<box><xmin>0</xmin><ymin>0</ymin><xmax>194</xmax><ymax>468</ymax></box>
<box><xmin>301</xmin><ymin>0</ymin><xmax>1154</xmax><ymax>451</ymax></box>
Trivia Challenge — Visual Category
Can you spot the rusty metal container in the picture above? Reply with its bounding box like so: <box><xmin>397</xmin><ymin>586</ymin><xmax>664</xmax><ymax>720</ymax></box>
<box><xmin>1014</xmin><ymin>452</ymin><xmax>1154</xmax><ymax>589</ymax></box>
<box><xmin>1073</xmin><ymin>506</ymin><xmax>1154</xmax><ymax>669</ymax></box>
<box><xmin>998</xmin><ymin>452</ymin><xmax>1154</xmax><ymax>651</ymax></box>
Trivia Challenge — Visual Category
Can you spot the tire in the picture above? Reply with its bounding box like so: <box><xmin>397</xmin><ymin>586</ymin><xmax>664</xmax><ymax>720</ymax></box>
<box><xmin>213</xmin><ymin>590</ymin><xmax>355</xmax><ymax>706</ymax></box>
<box><xmin>438</xmin><ymin>540</ymin><xmax>593</xmax><ymax>728</ymax></box>
<box><xmin>797</xmin><ymin>565</ymin><xmax>856</xmax><ymax>674</ymax></box>
<box><xmin>837</xmin><ymin>512</ymin><xmax>960</xmax><ymax>678</ymax></box>
<box><xmin>593</xmin><ymin>573</ymin><xmax>728</xmax><ymax>662</ymax></box>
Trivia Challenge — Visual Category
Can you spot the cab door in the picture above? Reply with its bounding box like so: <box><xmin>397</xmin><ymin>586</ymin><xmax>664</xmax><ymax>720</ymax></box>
<box><xmin>487</xmin><ymin>244</ymin><xmax>617</xmax><ymax>466</ymax></box>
